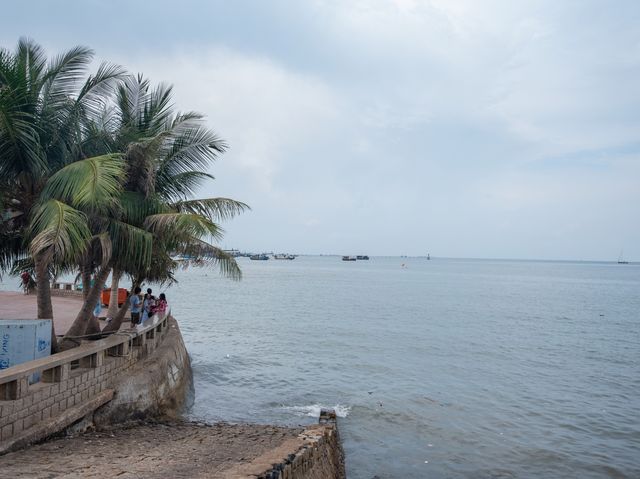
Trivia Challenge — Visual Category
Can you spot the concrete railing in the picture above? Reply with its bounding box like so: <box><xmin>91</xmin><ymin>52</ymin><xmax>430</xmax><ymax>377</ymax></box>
<box><xmin>49</xmin><ymin>282</ymin><xmax>83</xmax><ymax>298</ymax></box>
<box><xmin>0</xmin><ymin>311</ymin><xmax>171</xmax><ymax>449</ymax></box>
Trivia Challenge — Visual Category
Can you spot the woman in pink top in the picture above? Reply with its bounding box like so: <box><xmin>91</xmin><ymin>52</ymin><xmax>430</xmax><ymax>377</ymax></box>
<box><xmin>154</xmin><ymin>293</ymin><xmax>168</xmax><ymax>314</ymax></box>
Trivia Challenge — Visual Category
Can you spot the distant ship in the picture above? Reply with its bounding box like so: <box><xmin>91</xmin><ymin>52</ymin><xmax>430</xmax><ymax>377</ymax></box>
<box><xmin>250</xmin><ymin>254</ymin><xmax>269</xmax><ymax>261</ymax></box>
<box><xmin>427</xmin><ymin>253</ymin><xmax>430</xmax><ymax>260</ymax></box>
<box><xmin>342</xmin><ymin>256</ymin><xmax>357</xmax><ymax>261</ymax></box>
<box><xmin>356</xmin><ymin>255</ymin><xmax>369</xmax><ymax>260</ymax></box>
<box><xmin>618</xmin><ymin>250</ymin><xmax>629</xmax><ymax>264</ymax></box>
<box><xmin>273</xmin><ymin>254</ymin><xmax>296</xmax><ymax>260</ymax></box>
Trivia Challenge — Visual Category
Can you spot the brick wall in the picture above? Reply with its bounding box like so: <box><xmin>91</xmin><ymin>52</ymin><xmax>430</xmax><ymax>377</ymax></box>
<box><xmin>0</xmin><ymin>314</ymin><xmax>183</xmax><ymax>453</ymax></box>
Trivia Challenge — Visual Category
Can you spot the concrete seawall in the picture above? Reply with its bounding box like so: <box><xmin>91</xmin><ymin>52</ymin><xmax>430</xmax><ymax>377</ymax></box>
<box><xmin>0</xmin><ymin>312</ymin><xmax>189</xmax><ymax>453</ymax></box>
<box><xmin>94</xmin><ymin>317</ymin><xmax>194</xmax><ymax>426</ymax></box>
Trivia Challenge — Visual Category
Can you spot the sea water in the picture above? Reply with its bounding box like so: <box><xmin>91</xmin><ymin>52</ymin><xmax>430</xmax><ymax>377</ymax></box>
<box><xmin>3</xmin><ymin>257</ymin><xmax>639</xmax><ymax>478</ymax></box>
<box><xmin>169</xmin><ymin>257</ymin><xmax>640</xmax><ymax>478</ymax></box>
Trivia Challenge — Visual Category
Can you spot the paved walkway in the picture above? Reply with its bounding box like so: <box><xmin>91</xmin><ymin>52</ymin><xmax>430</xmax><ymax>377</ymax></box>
<box><xmin>0</xmin><ymin>421</ymin><xmax>303</xmax><ymax>478</ymax></box>
<box><xmin>0</xmin><ymin>292</ymin><xmax>108</xmax><ymax>335</ymax></box>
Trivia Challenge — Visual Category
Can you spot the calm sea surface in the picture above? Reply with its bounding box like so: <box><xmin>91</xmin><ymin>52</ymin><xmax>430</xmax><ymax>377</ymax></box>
<box><xmin>171</xmin><ymin>256</ymin><xmax>640</xmax><ymax>478</ymax></box>
<box><xmin>4</xmin><ymin>257</ymin><xmax>640</xmax><ymax>478</ymax></box>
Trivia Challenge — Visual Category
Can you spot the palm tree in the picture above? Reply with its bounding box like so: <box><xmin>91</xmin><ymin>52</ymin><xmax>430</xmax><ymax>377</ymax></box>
<box><xmin>0</xmin><ymin>39</ymin><xmax>124</xmax><ymax>350</ymax></box>
<box><xmin>64</xmin><ymin>75</ymin><xmax>249</xmax><ymax>338</ymax></box>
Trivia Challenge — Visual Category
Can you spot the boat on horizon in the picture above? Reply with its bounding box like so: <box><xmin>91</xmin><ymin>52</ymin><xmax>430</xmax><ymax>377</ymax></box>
<box><xmin>342</xmin><ymin>256</ymin><xmax>357</xmax><ymax>261</ymax></box>
<box><xmin>356</xmin><ymin>255</ymin><xmax>369</xmax><ymax>260</ymax></box>
<box><xmin>250</xmin><ymin>254</ymin><xmax>269</xmax><ymax>261</ymax></box>
<box><xmin>618</xmin><ymin>250</ymin><xmax>629</xmax><ymax>264</ymax></box>
<box><xmin>273</xmin><ymin>254</ymin><xmax>296</xmax><ymax>260</ymax></box>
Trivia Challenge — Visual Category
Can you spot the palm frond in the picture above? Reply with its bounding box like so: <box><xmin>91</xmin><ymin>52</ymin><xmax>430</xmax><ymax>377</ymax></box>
<box><xmin>173</xmin><ymin>197</ymin><xmax>250</xmax><ymax>221</ymax></box>
<box><xmin>162</xmin><ymin>124</ymin><xmax>227</xmax><ymax>173</ymax></box>
<box><xmin>75</xmin><ymin>61</ymin><xmax>126</xmax><ymax>120</ymax></box>
<box><xmin>28</xmin><ymin>199</ymin><xmax>91</xmax><ymax>262</ymax></box>
<box><xmin>180</xmin><ymin>239</ymin><xmax>241</xmax><ymax>280</ymax></box>
<box><xmin>118</xmin><ymin>191</ymin><xmax>166</xmax><ymax>224</ymax></box>
<box><xmin>0</xmin><ymin>231</ymin><xmax>27</xmax><ymax>278</ymax></box>
<box><xmin>144</xmin><ymin>212</ymin><xmax>224</xmax><ymax>241</ymax></box>
<box><xmin>40</xmin><ymin>45</ymin><xmax>94</xmax><ymax>112</ymax></box>
<box><xmin>16</xmin><ymin>38</ymin><xmax>47</xmax><ymax>93</ymax></box>
<box><xmin>106</xmin><ymin>218</ymin><xmax>153</xmax><ymax>271</ymax></box>
<box><xmin>41</xmin><ymin>154</ymin><xmax>124</xmax><ymax>212</ymax></box>
<box><xmin>155</xmin><ymin>171</ymin><xmax>215</xmax><ymax>201</ymax></box>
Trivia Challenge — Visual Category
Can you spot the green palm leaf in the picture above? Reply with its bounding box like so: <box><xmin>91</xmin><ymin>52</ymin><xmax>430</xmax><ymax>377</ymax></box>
<box><xmin>40</xmin><ymin>155</ymin><xmax>124</xmax><ymax>213</ymax></box>
<box><xmin>173</xmin><ymin>197</ymin><xmax>250</xmax><ymax>221</ymax></box>
<box><xmin>29</xmin><ymin>200</ymin><xmax>91</xmax><ymax>262</ymax></box>
<box><xmin>106</xmin><ymin>218</ymin><xmax>153</xmax><ymax>271</ymax></box>
<box><xmin>180</xmin><ymin>239</ymin><xmax>241</xmax><ymax>280</ymax></box>
<box><xmin>144</xmin><ymin>212</ymin><xmax>224</xmax><ymax>241</ymax></box>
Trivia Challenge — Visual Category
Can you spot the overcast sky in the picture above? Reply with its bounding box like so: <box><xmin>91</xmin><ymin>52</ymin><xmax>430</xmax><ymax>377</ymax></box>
<box><xmin>3</xmin><ymin>0</ymin><xmax>639</xmax><ymax>260</ymax></box>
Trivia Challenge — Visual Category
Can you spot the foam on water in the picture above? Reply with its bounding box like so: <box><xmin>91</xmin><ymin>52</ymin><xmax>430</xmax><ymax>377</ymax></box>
<box><xmin>281</xmin><ymin>404</ymin><xmax>351</xmax><ymax>418</ymax></box>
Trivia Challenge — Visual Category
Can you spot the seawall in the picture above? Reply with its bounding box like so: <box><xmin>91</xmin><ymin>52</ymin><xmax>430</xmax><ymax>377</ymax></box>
<box><xmin>0</xmin><ymin>312</ymin><xmax>191</xmax><ymax>453</ymax></box>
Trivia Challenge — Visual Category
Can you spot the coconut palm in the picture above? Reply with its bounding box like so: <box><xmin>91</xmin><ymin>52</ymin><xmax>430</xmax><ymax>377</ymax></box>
<box><xmin>64</xmin><ymin>75</ymin><xmax>248</xmax><ymax>337</ymax></box>
<box><xmin>0</xmin><ymin>38</ymin><xmax>124</xmax><ymax>350</ymax></box>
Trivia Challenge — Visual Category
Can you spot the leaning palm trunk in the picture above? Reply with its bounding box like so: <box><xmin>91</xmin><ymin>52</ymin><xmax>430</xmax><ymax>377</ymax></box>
<box><xmin>34</xmin><ymin>253</ymin><xmax>59</xmax><ymax>353</ymax></box>
<box><xmin>102</xmin><ymin>281</ymin><xmax>137</xmax><ymax>333</ymax></box>
<box><xmin>81</xmin><ymin>261</ymin><xmax>92</xmax><ymax>301</ymax></box>
<box><xmin>101</xmin><ymin>297</ymin><xmax>130</xmax><ymax>333</ymax></box>
<box><xmin>60</xmin><ymin>266</ymin><xmax>111</xmax><ymax>350</ymax></box>
<box><xmin>84</xmin><ymin>314</ymin><xmax>102</xmax><ymax>336</ymax></box>
<box><xmin>106</xmin><ymin>269</ymin><xmax>122</xmax><ymax>318</ymax></box>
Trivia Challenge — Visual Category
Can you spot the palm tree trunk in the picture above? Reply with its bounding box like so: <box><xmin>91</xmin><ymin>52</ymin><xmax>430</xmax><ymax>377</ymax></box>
<box><xmin>60</xmin><ymin>265</ymin><xmax>111</xmax><ymax>350</ymax></box>
<box><xmin>84</xmin><ymin>313</ymin><xmax>102</xmax><ymax>337</ymax></box>
<box><xmin>106</xmin><ymin>269</ymin><xmax>122</xmax><ymax>318</ymax></box>
<box><xmin>102</xmin><ymin>279</ymin><xmax>137</xmax><ymax>333</ymax></box>
<box><xmin>34</xmin><ymin>253</ymin><xmax>59</xmax><ymax>353</ymax></box>
<box><xmin>81</xmin><ymin>260</ymin><xmax>92</xmax><ymax>301</ymax></box>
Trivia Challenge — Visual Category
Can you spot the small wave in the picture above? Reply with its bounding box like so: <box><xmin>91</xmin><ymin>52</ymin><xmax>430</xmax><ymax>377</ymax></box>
<box><xmin>281</xmin><ymin>404</ymin><xmax>351</xmax><ymax>418</ymax></box>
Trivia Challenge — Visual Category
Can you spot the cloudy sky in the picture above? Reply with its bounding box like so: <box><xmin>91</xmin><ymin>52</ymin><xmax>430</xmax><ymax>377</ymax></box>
<box><xmin>3</xmin><ymin>0</ymin><xmax>639</xmax><ymax>260</ymax></box>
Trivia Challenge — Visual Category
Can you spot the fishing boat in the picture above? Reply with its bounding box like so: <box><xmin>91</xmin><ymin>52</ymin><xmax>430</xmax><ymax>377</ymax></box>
<box><xmin>342</xmin><ymin>256</ymin><xmax>357</xmax><ymax>261</ymax></box>
<box><xmin>250</xmin><ymin>254</ymin><xmax>269</xmax><ymax>261</ymax></box>
<box><xmin>273</xmin><ymin>254</ymin><xmax>296</xmax><ymax>260</ymax></box>
<box><xmin>618</xmin><ymin>250</ymin><xmax>629</xmax><ymax>264</ymax></box>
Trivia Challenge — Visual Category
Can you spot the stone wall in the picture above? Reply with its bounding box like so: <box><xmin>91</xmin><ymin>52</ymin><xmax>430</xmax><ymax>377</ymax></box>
<box><xmin>224</xmin><ymin>410</ymin><xmax>346</xmax><ymax>479</ymax></box>
<box><xmin>94</xmin><ymin>317</ymin><xmax>193</xmax><ymax>425</ymax></box>
<box><xmin>0</xmin><ymin>313</ymin><xmax>192</xmax><ymax>454</ymax></box>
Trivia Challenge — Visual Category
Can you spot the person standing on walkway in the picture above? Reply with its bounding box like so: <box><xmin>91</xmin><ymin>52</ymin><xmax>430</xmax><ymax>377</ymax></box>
<box><xmin>130</xmin><ymin>287</ymin><xmax>142</xmax><ymax>326</ymax></box>
<box><xmin>154</xmin><ymin>293</ymin><xmax>168</xmax><ymax>315</ymax></box>
<box><xmin>20</xmin><ymin>271</ymin><xmax>31</xmax><ymax>294</ymax></box>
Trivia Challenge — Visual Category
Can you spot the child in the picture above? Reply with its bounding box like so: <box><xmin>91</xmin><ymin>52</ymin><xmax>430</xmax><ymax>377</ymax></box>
<box><xmin>153</xmin><ymin>293</ymin><xmax>168</xmax><ymax>315</ymax></box>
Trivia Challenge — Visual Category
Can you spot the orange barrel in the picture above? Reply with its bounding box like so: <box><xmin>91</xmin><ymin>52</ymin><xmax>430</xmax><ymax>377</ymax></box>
<box><xmin>117</xmin><ymin>288</ymin><xmax>128</xmax><ymax>306</ymax></box>
<box><xmin>100</xmin><ymin>288</ymin><xmax>129</xmax><ymax>307</ymax></box>
<box><xmin>100</xmin><ymin>289</ymin><xmax>111</xmax><ymax>306</ymax></box>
